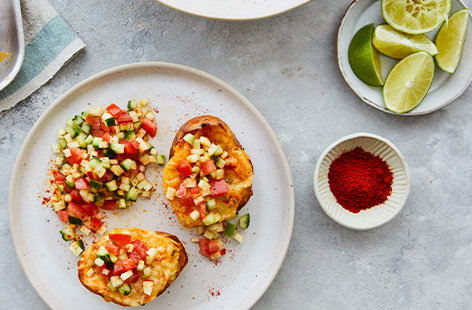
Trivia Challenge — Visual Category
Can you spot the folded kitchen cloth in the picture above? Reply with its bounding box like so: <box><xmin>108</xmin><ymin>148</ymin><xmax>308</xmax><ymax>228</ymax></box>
<box><xmin>0</xmin><ymin>0</ymin><xmax>85</xmax><ymax>113</ymax></box>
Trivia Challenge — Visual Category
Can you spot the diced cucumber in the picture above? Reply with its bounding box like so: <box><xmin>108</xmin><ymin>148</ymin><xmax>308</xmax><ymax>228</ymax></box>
<box><xmin>126</xmin><ymin>187</ymin><xmax>139</xmax><ymax>201</ymax></box>
<box><xmin>224</xmin><ymin>222</ymin><xmax>237</xmax><ymax>237</ymax></box>
<box><xmin>65</xmin><ymin>179</ymin><xmax>75</xmax><ymax>189</ymax></box>
<box><xmin>203</xmin><ymin>213</ymin><xmax>215</xmax><ymax>226</ymax></box>
<box><xmin>57</xmin><ymin>184</ymin><xmax>65</xmax><ymax>193</ymax></box>
<box><xmin>119</xmin><ymin>283</ymin><xmax>131</xmax><ymax>295</ymax></box>
<box><xmin>66</xmin><ymin>126</ymin><xmax>78</xmax><ymax>138</ymax></box>
<box><xmin>60</xmin><ymin>163</ymin><xmax>72</xmax><ymax>174</ymax></box>
<box><xmin>69</xmin><ymin>239</ymin><xmax>85</xmax><ymax>256</ymax></box>
<box><xmin>72</xmin><ymin>124</ymin><xmax>83</xmax><ymax>134</ymax></box>
<box><xmin>157</xmin><ymin>154</ymin><xmax>166</xmax><ymax>165</ymax></box>
<box><xmin>214</xmin><ymin>145</ymin><xmax>224</xmax><ymax>156</ymax></box>
<box><xmin>206</xmin><ymin>199</ymin><xmax>216</xmax><ymax>211</ymax></box>
<box><xmin>239</xmin><ymin>214</ymin><xmax>250</xmax><ymax>229</ymax></box>
<box><xmin>73</xmin><ymin>115</ymin><xmax>84</xmax><ymax>125</ymax></box>
<box><xmin>84</xmin><ymin>134</ymin><xmax>93</xmax><ymax>145</ymax></box>
<box><xmin>92</xmin><ymin>137</ymin><xmax>103</xmax><ymax>148</ymax></box>
<box><xmin>76</xmin><ymin>134</ymin><xmax>86</xmax><ymax>148</ymax></box>
<box><xmin>118</xmin><ymin>199</ymin><xmax>127</xmax><ymax>209</ymax></box>
<box><xmin>103</xmin><ymin>148</ymin><xmax>116</xmax><ymax>159</ymax></box>
<box><xmin>89</xmin><ymin>156</ymin><xmax>102</xmax><ymax>170</ymax></box>
<box><xmin>110</xmin><ymin>143</ymin><xmax>125</xmax><ymax>154</ymax></box>
<box><xmin>183</xmin><ymin>133</ymin><xmax>194</xmax><ymax>144</ymax></box>
<box><xmin>120</xmin><ymin>159</ymin><xmax>134</xmax><ymax>171</ymax></box>
<box><xmin>58</xmin><ymin>138</ymin><xmax>67</xmax><ymax>148</ymax></box>
<box><xmin>104</xmin><ymin>117</ymin><xmax>116</xmax><ymax>127</ymax></box>
<box><xmin>68</xmin><ymin>215</ymin><xmax>83</xmax><ymax>225</ymax></box>
<box><xmin>105</xmin><ymin>180</ymin><xmax>118</xmax><ymax>191</ymax></box>
<box><xmin>97</xmin><ymin>246</ymin><xmax>111</xmax><ymax>262</ymax></box>
<box><xmin>125</xmin><ymin>130</ymin><xmax>136</xmax><ymax>141</ymax></box>
<box><xmin>81</xmin><ymin>122</ymin><xmax>91</xmax><ymax>134</ymax></box>
<box><xmin>117</xmin><ymin>132</ymin><xmax>125</xmax><ymax>139</ymax></box>
<box><xmin>127</xmin><ymin>100</ymin><xmax>137</xmax><ymax>110</ymax></box>
<box><xmin>60</xmin><ymin>228</ymin><xmax>76</xmax><ymax>241</ymax></box>
<box><xmin>90</xmin><ymin>179</ymin><xmax>102</xmax><ymax>189</ymax></box>
<box><xmin>94</xmin><ymin>192</ymin><xmax>104</xmax><ymax>204</ymax></box>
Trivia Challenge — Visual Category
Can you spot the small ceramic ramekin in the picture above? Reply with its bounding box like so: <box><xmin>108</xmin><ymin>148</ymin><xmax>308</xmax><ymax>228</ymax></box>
<box><xmin>314</xmin><ymin>132</ymin><xmax>410</xmax><ymax>230</ymax></box>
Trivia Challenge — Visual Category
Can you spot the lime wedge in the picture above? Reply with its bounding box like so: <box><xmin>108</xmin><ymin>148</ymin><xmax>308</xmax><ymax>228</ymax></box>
<box><xmin>383</xmin><ymin>52</ymin><xmax>434</xmax><ymax>113</ymax></box>
<box><xmin>435</xmin><ymin>9</ymin><xmax>470</xmax><ymax>74</ymax></box>
<box><xmin>348</xmin><ymin>24</ymin><xmax>383</xmax><ymax>87</ymax></box>
<box><xmin>0</xmin><ymin>52</ymin><xmax>11</xmax><ymax>63</ymax></box>
<box><xmin>373</xmin><ymin>24</ymin><xmax>438</xmax><ymax>59</ymax></box>
<box><xmin>382</xmin><ymin>0</ymin><xmax>451</xmax><ymax>34</ymax></box>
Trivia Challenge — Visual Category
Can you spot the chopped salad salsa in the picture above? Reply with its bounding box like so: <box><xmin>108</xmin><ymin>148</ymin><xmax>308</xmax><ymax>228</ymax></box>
<box><xmin>50</xmin><ymin>99</ymin><xmax>164</xmax><ymax>255</ymax></box>
<box><xmin>90</xmin><ymin>233</ymin><xmax>159</xmax><ymax>296</ymax></box>
<box><xmin>165</xmin><ymin>133</ymin><xmax>250</xmax><ymax>259</ymax></box>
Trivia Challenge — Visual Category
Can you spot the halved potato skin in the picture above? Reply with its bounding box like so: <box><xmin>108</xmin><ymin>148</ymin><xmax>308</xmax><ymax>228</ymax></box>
<box><xmin>163</xmin><ymin>115</ymin><xmax>254</xmax><ymax>228</ymax></box>
<box><xmin>78</xmin><ymin>227</ymin><xmax>187</xmax><ymax>307</ymax></box>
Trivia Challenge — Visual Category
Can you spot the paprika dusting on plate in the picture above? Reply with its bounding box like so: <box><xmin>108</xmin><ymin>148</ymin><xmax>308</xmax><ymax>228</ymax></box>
<box><xmin>328</xmin><ymin>147</ymin><xmax>393</xmax><ymax>213</ymax></box>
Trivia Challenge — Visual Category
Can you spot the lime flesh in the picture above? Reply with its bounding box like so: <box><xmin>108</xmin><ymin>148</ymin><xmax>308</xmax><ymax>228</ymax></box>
<box><xmin>383</xmin><ymin>52</ymin><xmax>435</xmax><ymax>113</ymax></box>
<box><xmin>348</xmin><ymin>24</ymin><xmax>383</xmax><ymax>87</ymax></box>
<box><xmin>382</xmin><ymin>0</ymin><xmax>451</xmax><ymax>34</ymax></box>
<box><xmin>373</xmin><ymin>24</ymin><xmax>438</xmax><ymax>59</ymax></box>
<box><xmin>435</xmin><ymin>9</ymin><xmax>470</xmax><ymax>74</ymax></box>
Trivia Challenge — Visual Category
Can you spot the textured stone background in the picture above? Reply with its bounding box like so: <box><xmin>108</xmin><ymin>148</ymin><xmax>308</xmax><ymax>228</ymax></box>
<box><xmin>1</xmin><ymin>0</ymin><xmax>472</xmax><ymax>309</ymax></box>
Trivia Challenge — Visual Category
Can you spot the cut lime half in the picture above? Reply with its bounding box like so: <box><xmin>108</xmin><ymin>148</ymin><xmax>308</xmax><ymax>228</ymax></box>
<box><xmin>373</xmin><ymin>24</ymin><xmax>438</xmax><ymax>59</ymax></box>
<box><xmin>348</xmin><ymin>24</ymin><xmax>383</xmax><ymax>87</ymax></box>
<box><xmin>383</xmin><ymin>52</ymin><xmax>435</xmax><ymax>113</ymax></box>
<box><xmin>382</xmin><ymin>0</ymin><xmax>451</xmax><ymax>34</ymax></box>
<box><xmin>435</xmin><ymin>9</ymin><xmax>470</xmax><ymax>74</ymax></box>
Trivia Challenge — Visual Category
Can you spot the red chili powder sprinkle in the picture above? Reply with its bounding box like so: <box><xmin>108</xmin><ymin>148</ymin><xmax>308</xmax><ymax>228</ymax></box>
<box><xmin>328</xmin><ymin>147</ymin><xmax>393</xmax><ymax>213</ymax></box>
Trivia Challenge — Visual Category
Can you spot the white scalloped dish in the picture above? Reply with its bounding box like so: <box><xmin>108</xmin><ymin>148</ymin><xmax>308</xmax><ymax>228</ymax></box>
<box><xmin>314</xmin><ymin>133</ymin><xmax>410</xmax><ymax>230</ymax></box>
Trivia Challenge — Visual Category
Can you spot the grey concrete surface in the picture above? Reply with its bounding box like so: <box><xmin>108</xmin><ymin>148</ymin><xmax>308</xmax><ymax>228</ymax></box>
<box><xmin>1</xmin><ymin>0</ymin><xmax>472</xmax><ymax>309</ymax></box>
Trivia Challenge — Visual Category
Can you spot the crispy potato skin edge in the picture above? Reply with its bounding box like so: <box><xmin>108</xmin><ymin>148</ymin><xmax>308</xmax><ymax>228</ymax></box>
<box><xmin>77</xmin><ymin>230</ymin><xmax>188</xmax><ymax>307</ymax></box>
<box><xmin>169</xmin><ymin>115</ymin><xmax>253</xmax><ymax>213</ymax></box>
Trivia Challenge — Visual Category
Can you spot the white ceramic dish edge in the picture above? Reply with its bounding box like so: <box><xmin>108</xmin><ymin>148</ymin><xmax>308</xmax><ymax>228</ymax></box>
<box><xmin>313</xmin><ymin>132</ymin><xmax>410</xmax><ymax>230</ymax></box>
<box><xmin>155</xmin><ymin>0</ymin><xmax>314</xmax><ymax>21</ymax></box>
<box><xmin>8</xmin><ymin>62</ymin><xmax>295</xmax><ymax>310</ymax></box>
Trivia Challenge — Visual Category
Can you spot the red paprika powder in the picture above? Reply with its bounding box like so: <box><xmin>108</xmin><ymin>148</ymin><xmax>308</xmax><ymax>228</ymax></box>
<box><xmin>328</xmin><ymin>147</ymin><xmax>393</xmax><ymax>213</ymax></box>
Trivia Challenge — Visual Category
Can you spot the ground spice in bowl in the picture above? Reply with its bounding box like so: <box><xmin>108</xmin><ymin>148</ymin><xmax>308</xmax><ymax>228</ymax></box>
<box><xmin>328</xmin><ymin>147</ymin><xmax>393</xmax><ymax>213</ymax></box>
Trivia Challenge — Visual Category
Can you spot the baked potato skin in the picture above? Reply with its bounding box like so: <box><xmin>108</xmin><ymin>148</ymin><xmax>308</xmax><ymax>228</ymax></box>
<box><xmin>78</xmin><ymin>227</ymin><xmax>187</xmax><ymax>307</ymax></box>
<box><xmin>163</xmin><ymin>115</ymin><xmax>253</xmax><ymax>228</ymax></box>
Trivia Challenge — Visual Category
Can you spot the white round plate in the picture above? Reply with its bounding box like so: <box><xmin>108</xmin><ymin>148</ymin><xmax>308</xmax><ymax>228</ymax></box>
<box><xmin>156</xmin><ymin>0</ymin><xmax>312</xmax><ymax>20</ymax></box>
<box><xmin>314</xmin><ymin>133</ymin><xmax>410</xmax><ymax>230</ymax></box>
<box><xmin>338</xmin><ymin>0</ymin><xmax>472</xmax><ymax>115</ymax></box>
<box><xmin>9</xmin><ymin>62</ymin><xmax>294</xmax><ymax>309</ymax></box>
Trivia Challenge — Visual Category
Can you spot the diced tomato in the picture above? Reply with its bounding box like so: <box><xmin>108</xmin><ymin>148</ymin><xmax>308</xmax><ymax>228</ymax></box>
<box><xmin>102</xmin><ymin>132</ymin><xmax>111</xmax><ymax>143</ymax></box>
<box><xmin>121</xmin><ymin>258</ymin><xmax>136</xmax><ymax>271</ymax></box>
<box><xmin>131</xmin><ymin>240</ymin><xmax>148</xmax><ymax>259</ymax></box>
<box><xmin>66</xmin><ymin>148</ymin><xmax>83</xmax><ymax>165</ymax></box>
<box><xmin>63</xmin><ymin>185</ymin><xmax>73</xmax><ymax>194</ymax></box>
<box><xmin>198</xmin><ymin>239</ymin><xmax>223</xmax><ymax>257</ymax></box>
<box><xmin>97</xmin><ymin>170</ymin><xmax>115</xmax><ymax>182</ymax></box>
<box><xmin>129</xmin><ymin>251</ymin><xmax>142</xmax><ymax>264</ymax></box>
<box><xmin>67</xmin><ymin>201</ymin><xmax>88</xmax><ymax>219</ymax></box>
<box><xmin>208</xmin><ymin>240</ymin><xmax>221</xmax><ymax>253</ymax></box>
<box><xmin>70</xmin><ymin>189</ymin><xmax>83</xmax><ymax>203</ymax></box>
<box><xmin>74</xmin><ymin>178</ymin><xmax>88</xmax><ymax>190</ymax></box>
<box><xmin>89</xmin><ymin>217</ymin><xmax>104</xmax><ymax>231</ymax></box>
<box><xmin>117</xmin><ymin>113</ymin><xmax>133</xmax><ymax>124</ymax></box>
<box><xmin>119</xmin><ymin>139</ymin><xmax>139</xmax><ymax>154</ymax></box>
<box><xmin>181</xmin><ymin>192</ymin><xmax>194</xmax><ymax>207</ymax></box>
<box><xmin>105</xmin><ymin>241</ymin><xmax>120</xmax><ymax>256</ymax></box>
<box><xmin>102</xmin><ymin>200</ymin><xmax>117</xmax><ymax>210</ymax></box>
<box><xmin>57</xmin><ymin>210</ymin><xmax>69</xmax><ymax>222</ymax></box>
<box><xmin>198</xmin><ymin>202</ymin><xmax>207</xmax><ymax>218</ymax></box>
<box><xmin>141</xmin><ymin>117</ymin><xmax>157</xmax><ymax>137</ymax></box>
<box><xmin>81</xmin><ymin>203</ymin><xmax>99</xmax><ymax>216</ymax></box>
<box><xmin>53</xmin><ymin>171</ymin><xmax>66</xmax><ymax>183</ymax></box>
<box><xmin>106</xmin><ymin>103</ymin><xmax>124</xmax><ymax>117</ymax></box>
<box><xmin>100</xmin><ymin>120</ymin><xmax>110</xmax><ymax>132</ymax></box>
<box><xmin>176</xmin><ymin>159</ymin><xmax>193</xmax><ymax>177</ymax></box>
<box><xmin>86</xmin><ymin>115</ymin><xmax>101</xmax><ymax>128</ymax></box>
<box><xmin>109</xmin><ymin>233</ymin><xmax>132</xmax><ymax>246</ymax></box>
<box><xmin>113</xmin><ymin>261</ymin><xmax>126</xmax><ymax>275</ymax></box>
<box><xmin>124</xmin><ymin>269</ymin><xmax>140</xmax><ymax>283</ymax></box>
<box><xmin>201</xmin><ymin>160</ymin><xmax>217</xmax><ymax>175</ymax></box>
<box><xmin>91</xmin><ymin>129</ymin><xmax>105</xmax><ymax>137</ymax></box>
<box><xmin>190</xmin><ymin>187</ymin><xmax>201</xmax><ymax>196</ymax></box>
<box><xmin>115</xmin><ymin>153</ymin><xmax>140</xmax><ymax>162</ymax></box>
<box><xmin>210</xmin><ymin>179</ymin><xmax>229</xmax><ymax>197</ymax></box>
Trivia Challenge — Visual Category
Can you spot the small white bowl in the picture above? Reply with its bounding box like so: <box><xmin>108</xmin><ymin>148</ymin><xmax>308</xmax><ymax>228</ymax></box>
<box><xmin>314</xmin><ymin>133</ymin><xmax>410</xmax><ymax>230</ymax></box>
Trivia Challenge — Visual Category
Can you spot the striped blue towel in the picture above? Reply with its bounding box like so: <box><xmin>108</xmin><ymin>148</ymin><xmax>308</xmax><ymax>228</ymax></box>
<box><xmin>0</xmin><ymin>0</ymin><xmax>85</xmax><ymax>112</ymax></box>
